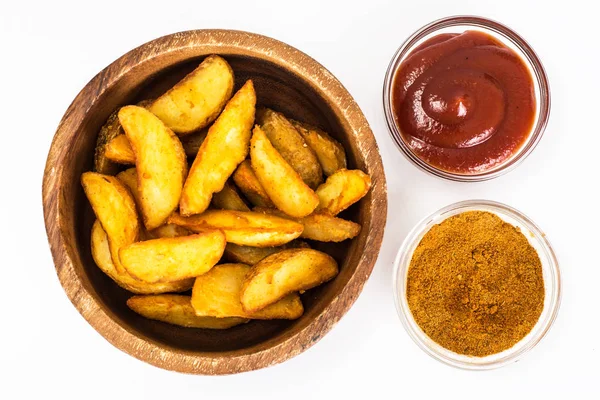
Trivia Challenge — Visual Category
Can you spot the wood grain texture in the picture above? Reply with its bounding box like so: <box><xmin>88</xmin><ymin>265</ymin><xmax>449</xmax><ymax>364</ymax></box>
<box><xmin>42</xmin><ymin>30</ymin><xmax>387</xmax><ymax>375</ymax></box>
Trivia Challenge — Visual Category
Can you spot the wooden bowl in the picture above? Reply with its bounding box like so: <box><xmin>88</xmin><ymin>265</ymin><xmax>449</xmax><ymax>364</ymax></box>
<box><xmin>42</xmin><ymin>30</ymin><xmax>387</xmax><ymax>375</ymax></box>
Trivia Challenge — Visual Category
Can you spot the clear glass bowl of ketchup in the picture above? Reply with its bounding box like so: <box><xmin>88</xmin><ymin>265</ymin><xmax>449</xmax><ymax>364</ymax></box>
<box><xmin>383</xmin><ymin>16</ymin><xmax>550</xmax><ymax>181</ymax></box>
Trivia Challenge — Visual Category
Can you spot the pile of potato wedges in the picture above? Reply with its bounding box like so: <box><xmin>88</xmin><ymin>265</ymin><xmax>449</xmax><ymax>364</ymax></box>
<box><xmin>84</xmin><ymin>55</ymin><xmax>372</xmax><ymax>329</ymax></box>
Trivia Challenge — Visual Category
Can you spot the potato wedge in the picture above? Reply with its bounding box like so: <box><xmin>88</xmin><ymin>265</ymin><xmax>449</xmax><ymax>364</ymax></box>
<box><xmin>316</xmin><ymin>169</ymin><xmax>372</xmax><ymax>216</ymax></box>
<box><xmin>105</xmin><ymin>134</ymin><xmax>135</xmax><ymax>164</ymax></box>
<box><xmin>119</xmin><ymin>105</ymin><xmax>187</xmax><ymax>230</ymax></box>
<box><xmin>296</xmin><ymin>213</ymin><xmax>360</xmax><ymax>242</ymax></box>
<box><xmin>147</xmin><ymin>224</ymin><xmax>191</xmax><ymax>239</ymax></box>
<box><xmin>211</xmin><ymin>180</ymin><xmax>250</xmax><ymax>211</ymax></box>
<box><xmin>257</xmin><ymin>108</ymin><xmax>323</xmax><ymax>188</ymax></box>
<box><xmin>82</xmin><ymin>172</ymin><xmax>140</xmax><ymax>273</ymax></box>
<box><xmin>232</xmin><ymin>159</ymin><xmax>274</xmax><ymax>208</ymax></box>
<box><xmin>250</xmin><ymin>126</ymin><xmax>319</xmax><ymax>218</ymax></box>
<box><xmin>149</xmin><ymin>55</ymin><xmax>234</xmax><ymax>135</ymax></box>
<box><xmin>291</xmin><ymin>120</ymin><xmax>347</xmax><ymax>176</ymax></box>
<box><xmin>191</xmin><ymin>264</ymin><xmax>303</xmax><ymax>319</ymax></box>
<box><xmin>127</xmin><ymin>295</ymin><xmax>247</xmax><ymax>329</ymax></box>
<box><xmin>255</xmin><ymin>207</ymin><xmax>361</xmax><ymax>242</ymax></box>
<box><xmin>91</xmin><ymin>221</ymin><xmax>193</xmax><ymax>294</ymax></box>
<box><xmin>224</xmin><ymin>240</ymin><xmax>310</xmax><ymax>265</ymax></box>
<box><xmin>105</xmin><ymin>129</ymin><xmax>208</xmax><ymax>165</ymax></box>
<box><xmin>241</xmin><ymin>249</ymin><xmax>338</xmax><ymax>313</ymax></box>
<box><xmin>94</xmin><ymin>109</ymin><xmax>123</xmax><ymax>174</ymax></box>
<box><xmin>120</xmin><ymin>230</ymin><xmax>226</xmax><ymax>283</ymax></box>
<box><xmin>168</xmin><ymin>210</ymin><xmax>303</xmax><ymax>247</ymax></box>
<box><xmin>180</xmin><ymin>80</ymin><xmax>256</xmax><ymax>216</ymax></box>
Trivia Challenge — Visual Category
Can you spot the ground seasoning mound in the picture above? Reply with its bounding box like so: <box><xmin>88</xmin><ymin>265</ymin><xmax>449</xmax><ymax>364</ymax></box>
<box><xmin>407</xmin><ymin>211</ymin><xmax>544</xmax><ymax>356</ymax></box>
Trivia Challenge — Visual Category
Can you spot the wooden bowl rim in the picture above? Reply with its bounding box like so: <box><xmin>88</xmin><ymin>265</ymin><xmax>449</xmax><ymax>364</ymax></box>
<box><xmin>42</xmin><ymin>29</ymin><xmax>387</xmax><ymax>375</ymax></box>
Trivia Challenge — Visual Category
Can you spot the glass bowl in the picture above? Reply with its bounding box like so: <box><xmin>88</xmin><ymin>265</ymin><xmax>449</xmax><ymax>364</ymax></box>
<box><xmin>393</xmin><ymin>200</ymin><xmax>561</xmax><ymax>370</ymax></box>
<box><xmin>383</xmin><ymin>16</ymin><xmax>551</xmax><ymax>181</ymax></box>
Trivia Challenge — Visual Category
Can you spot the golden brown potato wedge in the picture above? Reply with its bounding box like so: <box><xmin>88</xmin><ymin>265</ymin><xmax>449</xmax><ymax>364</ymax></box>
<box><xmin>316</xmin><ymin>169</ymin><xmax>372</xmax><ymax>216</ymax></box>
<box><xmin>91</xmin><ymin>221</ymin><xmax>193</xmax><ymax>294</ymax></box>
<box><xmin>127</xmin><ymin>295</ymin><xmax>247</xmax><ymax>329</ymax></box>
<box><xmin>94</xmin><ymin>109</ymin><xmax>123</xmax><ymax>174</ymax></box>
<box><xmin>81</xmin><ymin>172</ymin><xmax>140</xmax><ymax>273</ymax></box>
<box><xmin>149</xmin><ymin>55</ymin><xmax>234</xmax><ymax>135</ymax></box>
<box><xmin>255</xmin><ymin>207</ymin><xmax>361</xmax><ymax>242</ymax></box>
<box><xmin>147</xmin><ymin>224</ymin><xmax>191</xmax><ymax>239</ymax></box>
<box><xmin>250</xmin><ymin>126</ymin><xmax>319</xmax><ymax>218</ymax></box>
<box><xmin>180</xmin><ymin>80</ymin><xmax>256</xmax><ymax>216</ymax></box>
<box><xmin>257</xmin><ymin>108</ymin><xmax>323</xmax><ymax>189</ymax></box>
<box><xmin>191</xmin><ymin>264</ymin><xmax>303</xmax><ymax>319</ymax></box>
<box><xmin>119</xmin><ymin>105</ymin><xmax>187</xmax><ymax>230</ymax></box>
<box><xmin>168</xmin><ymin>210</ymin><xmax>303</xmax><ymax>247</ymax></box>
<box><xmin>211</xmin><ymin>180</ymin><xmax>250</xmax><ymax>211</ymax></box>
<box><xmin>241</xmin><ymin>249</ymin><xmax>338</xmax><ymax>313</ymax></box>
<box><xmin>297</xmin><ymin>213</ymin><xmax>361</xmax><ymax>242</ymax></box>
<box><xmin>119</xmin><ymin>230</ymin><xmax>226</xmax><ymax>283</ymax></box>
<box><xmin>291</xmin><ymin>120</ymin><xmax>347</xmax><ymax>176</ymax></box>
<box><xmin>223</xmin><ymin>240</ymin><xmax>310</xmax><ymax>265</ymax></box>
<box><xmin>105</xmin><ymin>134</ymin><xmax>135</xmax><ymax>165</ymax></box>
<box><xmin>232</xmin><ymin>159</ymin><xmax>274</xmax><ymax>208</ymax></box>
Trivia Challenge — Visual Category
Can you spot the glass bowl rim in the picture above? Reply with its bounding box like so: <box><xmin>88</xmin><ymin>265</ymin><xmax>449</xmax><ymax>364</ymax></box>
<box><xmin>382</xmin><ymin>15</ymin><xmax>551</xmax><ymax>182</ymax></box>
<box><xmin>392</xmin><ymin>199</ymin><xmax>562</xmax><ymax>370</ymax></box>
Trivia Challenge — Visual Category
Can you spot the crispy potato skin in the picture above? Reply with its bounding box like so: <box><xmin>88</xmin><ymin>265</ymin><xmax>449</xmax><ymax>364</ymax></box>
<box><xmin>168</xmin><ymin>210</ymin><xmax>303</xmax><ymax>247</ymax></box>
<box><xmin>211</xmin><ymin>180</ymin><xmax>250</xmax><ymax>211</ymax></box>
<box><xmin>127</xmin><ymin>295</ymin><xmax>247</xmax><ymax>329</ymax></box>
<box><xmin>94</xmin><ymin>109</ymin><xmax>124</xmax><ymax>174</ymax></box>
<box><xmin>316</xmin><ymin>169</ymin><xmax>372</xmax><ymax>216</ymax></box>
<box><xmin>119</xmin><ymin>106</ymin><xmax>187</xmax><ymax>230</ymax></box>
<box><xmin>255</xmin><ymin>207</ymin><xmax>361</xmax><ymax>242</ymax></box>
<box><xmin>257</xmin><ymin>109</ymin><xmax>323</xmax><ymax>189</ymax></box>
<box><xmin>250</xmin><ymin>126</ymin><xmax>319</xmax><ymax>218</ymax></box>
<box><xmin>180</xmin><ymin>80</ymin><xmax>256</xmax><ymax>216</ymax></box>
<box><xmin>149</xmin><ymin>55</ymin><xmax>234</xmax><ymax>135</ymax></box>
<box><xmin>191</xmin><ymin>264</ymin><xmax>303</xmax><ymax>319</ymax></box>
<box><xmin>232</xmin><ymin>159</ymin><xmax>274</xmax><ymax>208</ymax></box>
<box><xmin>91</xmin><ymin>221</ymin><xmax>193</xmax><ymax>293</ymax></box>
<box><xmin>241</xmin><ymin>249</ymin><xmax>338</xmax><ymax>313</ymax></box>
<box><xmin>81</xmin><ymin>172</ymin><xmax>140</xmax><ymax>273</ymax></box>
<box><xmin>291</xmin><ymin>120</ymin><xmax>347</xmax><ymax>176</ymax></box>
<box><xmin>224</xmin><ymin>240</ymin><xmax>309</xmax><ymax>265</ymax></box>
<box><xmin>120</xmin><ymin>231</ymin><xmax>226</xmax><ymax>283</ymax></box>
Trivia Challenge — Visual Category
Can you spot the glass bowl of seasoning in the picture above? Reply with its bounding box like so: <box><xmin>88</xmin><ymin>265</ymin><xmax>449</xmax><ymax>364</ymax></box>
<box><xmin>393</xmin><ymin>200</ymin><xmax>561</xmax><ymax>369</ymax></box>
<box><xmin>383</xmin><ymin>16</ymin><xmax>550</xmax><ymax>181</ymax></box>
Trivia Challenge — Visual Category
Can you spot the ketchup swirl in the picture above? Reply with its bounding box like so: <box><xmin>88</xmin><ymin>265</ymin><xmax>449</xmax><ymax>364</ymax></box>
<box><xmin>392</xmin><ymin>31</ymin><xmax>535</xmax><ymax>173</ymax></box>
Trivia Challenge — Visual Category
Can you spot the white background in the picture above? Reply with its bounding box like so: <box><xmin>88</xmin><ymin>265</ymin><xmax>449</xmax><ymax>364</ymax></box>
<box><xmin>2</xmin><ymin>0</ymin><xmax>599</xmax><ymax>398</ymax></box>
